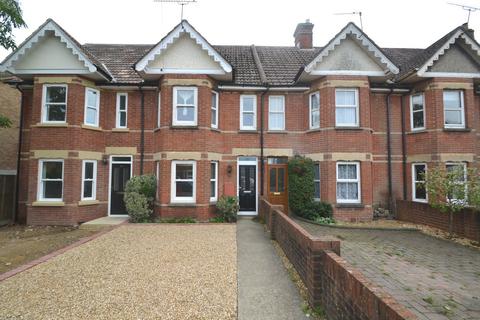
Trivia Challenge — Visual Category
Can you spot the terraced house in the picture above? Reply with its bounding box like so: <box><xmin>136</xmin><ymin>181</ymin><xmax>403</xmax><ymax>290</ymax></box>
<box><xmin>1</xmin><ymin>18</ymin><xmax>479</xmax><ymax>225</ymax></box>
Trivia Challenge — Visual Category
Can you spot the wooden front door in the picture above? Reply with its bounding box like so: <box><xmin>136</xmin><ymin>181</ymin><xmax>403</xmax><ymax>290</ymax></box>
<box><xmin>267</xmin><ymin>164</ymin><xmax>288</xmax><ymax>213</ymax></box>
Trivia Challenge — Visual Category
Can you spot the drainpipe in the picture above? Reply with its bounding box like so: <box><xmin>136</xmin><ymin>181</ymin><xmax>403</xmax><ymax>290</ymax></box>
<box><xmin>260</xmin><ymin>86</ymin><xmax>269</xmax><ymax>196</ymax></box>
<box><xmin>139</xmin><ymin>85</ymin><xmax>145</xmax><ymax>175</ymax></box>
<box><xmin>386</xmin><ymin>89</ymin><xmax>394</xmax><ymax>213</ymax></box>
<box><xmin>14</xmin><ymin>84</ymin><xmax>24</xmax><ymax>223</ymax></box>
<box><xmin>400</xmin><ymin>95</ymin><xmax>407</xmax><ymax>201</ymax></box>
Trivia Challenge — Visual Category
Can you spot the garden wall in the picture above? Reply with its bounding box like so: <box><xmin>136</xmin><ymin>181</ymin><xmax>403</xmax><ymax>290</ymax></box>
<box><xmin>259</xmin><ymin>198</ymin><xmax>416</xmax><ymax>320</ymax></box>
<box><xmin>396</xmin><ymin>200</ymin><xmax>480</xmax><ymax>242</ymax></box>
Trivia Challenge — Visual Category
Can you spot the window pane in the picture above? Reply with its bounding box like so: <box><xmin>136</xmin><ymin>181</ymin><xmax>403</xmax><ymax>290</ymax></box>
<box><xmin>119</xmin><ymin>95</ymin><xmax>126</xmax><ymax>109</ymax></box>
<box><xmin>176</xmin><ymin>181</ymin><xmax>193</xmax><ymax>197</ymax></box>
<box><xmin>211</xmin><ymin>93</ymin><xmax>217</xmax><ymax>108</ymax></box>
<box><xmin>311</xmin><ymin>110</ymin><xmax>320</xmax><ymax>127</ymax></box>
<box><xmin>43</xmin><ymin>162</ymin><xmax>62</xmax><ymax>179</ymax></box>
<box><xmin>314</xmin><ymin>182</ymin><xmax>320</xmax><ymax>199</ymax></box>
<box><xmin>278</xmin><ymin>168</ymin><xmax>285</xmax><ymax>192</ymax></box>
<box><xmin>176</xmin><ymin>164</ymin><xmax>193</xmax><ymax>179</ymax></box>
<box><xmin>415</xmin><ymin>182</ymin><xmax>426</xmax><ymax>200</ymax></box>
<box><xmin>86</xmin><ymin>107</ymin><xmax>97</xmax><ymax>124</ymax></box>
<box><xmin>311</xmin><ymin>93</ymin><xmax>319</xmax><ymax>109</ymax></box>
<box><xmin>415</xmin><ymin>165</ymin><xmax>425</xmax><ymax>181</ymax></box>
<box><xmin>337</xmin><ymin>182</ymin><xmax>348</xmax><ymax>199</ymax></box>
<box><xmin>46</xmin><ymin>86</ymin><xmax>66</xmax><ymax>103</ymax></box>
<box><xmin>269</xmin><ymin>168</ymin><xmax>276</xmax><ymax>192</ymax></box>
<box><xmin>44</xmin><ymin>181</ymin><xmax>62</xmax><ymax>199</ymax></box>
<box><xmin>443</xmin><ymin>91</ymin><xmax>461</xmax><ymax>108</ymax></box>
<box><xmin>445</xmin><ymin>110</ymin><xmax>461</xmax><ymax>125</ymax></box>
<box><xmin>269</xmin><ymin>97</ymin><xmax>284</xmax><ymax>112</ymax></box>
<box><xmin>446</xmin><ymin>165</ymin><xmax>465</xmax><ymax>182</ymax></box>
<box><xmin>243</xmin><ymin>113</ymin><xmax>254</xmax><ymax>127</ymax></box>
<box><xmin>83</xmin><ymin>181</ymin><xmax>93</xmax><ymax>198</ymax></box>
<box><xmin>412</xmin><ymin>95</ymin><xmax>423</xmax><ymax>111</ymax></box>
<box><xmin>242</xmin><ymin>97</ymin><xmax>254</xmax><ymax>111</ymax></box>
<box><xmin>87</xmin><ymin>90</ymin><xmax>98</xmax><ymax>107</ymax></box>
<box><xmin>177</xmin><ymin>90</ymin><xmax>194</xmax><ymax>105</ymax></box>
<box><xmin>210</xmin><ymin>163</ymin><xmax>216</xmax><ymax>179</ymax></box>
<box><xmin>338</xmin><ymin>164</ymin><xmax>356</xmax><ymax>179</ymax></box>
<box><xmin>336</xmin><ymin>107</ymin><xmax>356</xmax><ymax>125</ymax></box>
<box><xmin>210</xmin><ymin>181</ymin><xmax>215</xmax><ymax>198</ymax></box>
<box><xmin>314</xmin><ymin>165</ymin><xmax>320</xmax><ymax>180</ymax></box>
<box><xmin>120</xmin><ymin>112</ymin><xmax>127</xmax><ymax>127</ymax></box>
<box><xmin>177</xmin><ymin>106</ymin><xmax>195</xmax><ymax>121</ymax></box>
<box><xmin>84</xmin><ymin>162</ymin><xmax>94</xmax><ymax>179</ymax></box>
<box><xmin>211</xmin><ymin>109</ymin><xmax>217</xmax><ymax>126</ymax></box>
<box><xmin>269</xmin><ymin>114</ymin><xmax>284</xmax><ymax>130</ymax></box>
<box><xmin>336</xmin><ymin>90</ymin><xmax>355</xmax><ymax>106</ymax></box>
<box><xmin>413</xmin><ymin>111</ymin><xmax>424</xmax><ymax>128</ymax></box>
<box><xmin>347</xmin><ymin>182</ymin><xmax>359</xmax><ymax>199</ymax></box>
<box><xmin>47</xmin><ymin>104</ymin><xmax>66</xmax><ymax>121</ymax></box>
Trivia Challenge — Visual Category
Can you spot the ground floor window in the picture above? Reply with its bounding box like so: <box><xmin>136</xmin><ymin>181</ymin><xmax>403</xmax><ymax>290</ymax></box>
<box><xmin>171</xmin><ymin>160</ymin><xmax>196</xmax><ymax>203</ymax></box>
<box><xmin>38</xmin><ymin>159</ymin><xmax>64</xmax><ymax>201</ymax></box>
<box><xmin>81</xmin><ymin>160</ymin><xmax>97</xmax><ymax>200</ymax></box>
<box><xmin>210</xmin><ymin>161</ymin><xmax>218</xmax><ymax>202</ymax></box>
<box><xmin>314</xmin><ymin>163</ymin><xmax>320</xmax><ymax>201</ymax></box>
<box><xmin>336</xmin><ymin>162</ymin><xmax>360</xmax><ymax>203</ymax></box>
<box><xmin>412</xmin><ymin>163</ymin><xmax>427</xmax><ymax>202</ymax></box>
<box><xmin>446</xmin><ymin>162</ymin><xmax>467</xmax><ymax>203</ymax></box>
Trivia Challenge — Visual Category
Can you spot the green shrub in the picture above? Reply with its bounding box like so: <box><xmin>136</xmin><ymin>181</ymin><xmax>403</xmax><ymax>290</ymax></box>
<box><xmin>216</xmin><ymin>196</ymin><xmax>239</xmax><ymax>222</ymax></box>
<box><xmin>315</xmin><ymin>217</ymin><xmax>336</xmax><ymax>225</ymax></box>
<box><xmin>157</xmin><ymin>217</ymin><xmax>196</xmax><ymax>223</ymax></box>
<box><xmin>124</xmin><ymin>175</ymin><xmax>157</xmax><ymax>223</ymax></box>
<box><xmin>288</xmin><ymin>155</ymin><xmax>333</xmax><ymax>221</ymax></box>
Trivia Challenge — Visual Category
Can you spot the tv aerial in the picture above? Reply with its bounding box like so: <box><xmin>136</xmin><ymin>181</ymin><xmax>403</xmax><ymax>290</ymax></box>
<box><xmin>154</xmin><ymin>0</ymin><xmax>197</xmax><ymax>20</ymax></box>
<box><xmin>447</xmin><ymin>2</ymin><xmax>480</xmax><ymax>23</ymax></box>
<box><xmin>334</xmin><ymin>11</ymin><xmax>363</xmax><ymax>30</ymax></box>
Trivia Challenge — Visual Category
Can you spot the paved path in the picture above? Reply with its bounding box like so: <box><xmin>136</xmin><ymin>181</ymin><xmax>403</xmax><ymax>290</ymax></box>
<box><xmin>237</xmin><ymin>218</ymin><xmax>308</xmax><ymax>320</ymax></box>
<box><xmin>0</xmin><ymin>224</ymin><xmax>237</xmax><ymax>319</ymax></box>
<box><xmin>296</xmin><ymin>219</ymin><xmax>480</xmax><ymax>320</ymax></box>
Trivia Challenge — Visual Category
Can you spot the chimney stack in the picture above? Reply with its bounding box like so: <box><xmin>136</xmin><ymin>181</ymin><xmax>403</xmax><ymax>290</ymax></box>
<box><xmin>294</xmin><ymin>19</ymin><xmax>314</xmax><ymax>49</ymax></box>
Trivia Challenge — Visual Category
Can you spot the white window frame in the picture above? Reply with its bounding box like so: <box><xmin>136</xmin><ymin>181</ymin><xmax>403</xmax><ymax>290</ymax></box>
<box><xmin>410</xmin><ymin>93</ymin><xmax>425</xmax><ymax>131</ymax></box>
<box><xmin>172</xmin><ymin>86</ymin><xmax>198</xmax><ymax>126</ymax></box>
<box><xmin>336</xmin><ymin>161</ymin><xmax>361</xmax><ymax>204</ymax></box>
<box><xmin>37</xmin><ymin>159</ymin><xmax>64</xmax><ymax>202</ymax></box>
<box><xmin>81</xmin><ymin>160</ymin><xmax>97</xmax><ymax>201</ymax></box>
<box><xmin>335</xmin><ymin>88</ymin><xmax>359</xmax><ymax>127</ymax></box>
<box><xmin>157</xmin><ymin>91</ymin><xmax>161</xmax><ymax>128</ymax></box>
<box><xmin>240</xmin><ymin>95</ymin><xmax>257</xmax><ymax>130</ymax></box>
<box><xmin>314</xmin><ymin>163</ymin><xmax>321</xmax><ymax>201</ymax></box>
<box><xmin>41</xmin><ymin>84</ymin><xmax>68</xmax><ymax>123</ymax></box>
<box><xmin>84</xmin><ymin>87</ymin><xmax>100</xmax><ymax>127</ymax></box>
<box><xmin>309</xmin><ymin>91</ymin><xmax>320</xmax><ymax>129</ymax></box>
<box><xmin>210</xmin><ymin>161</ymin><xmax>218</xmax><ymax>202</ymax></box>
<box><xmin>446</xmin><ymin>162</ymin><xmax>467</xmax><ymax>203</ymax></box>
<box><xmin>156</xmin><ymin>161</ymin><xmax>160</xmax><ymax>200</ymax></box>
<box><xmin>268</xmin><ymin>95</ymin><xmax>285</xmax><ymax>131</ymax></box>
<box><xmin>171</xmin><ymin>160</ymin><xmax>196</xmax><ymax>203</ymax></box>
<box><xmin>412</xmin><ymin>163</ymin><xmax>428</xmax><ymax>203</ymax></box>
<box><xmin>443</xmin><ymin>90</ymin><xmax>465</xmax><ymax>129</ymax></box>
<box><xmin>115</xmin><ymin>93</ymin><xmax>128</xmax><ymax>128</ymax></box>
<box><xmin>211</xmin><ymin>91</ymin><xmax>219</xmax><ymax>129</ymax></box>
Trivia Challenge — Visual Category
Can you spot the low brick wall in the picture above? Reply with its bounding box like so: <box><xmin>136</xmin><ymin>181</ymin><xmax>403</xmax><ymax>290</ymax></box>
<box><xmin>260</xmin><ymin>198</ymin><xmax>416</xmax><ymax>320</ymax></box>
<box><xmin>396</xmin><ymin>200</ymin><xmax>480</xmax><ymax>242</ymax></box>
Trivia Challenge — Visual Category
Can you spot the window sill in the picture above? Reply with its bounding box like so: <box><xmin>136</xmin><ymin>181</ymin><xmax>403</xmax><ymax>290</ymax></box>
<box><xmin>335</xmin><ymin>203</ymin><xmax>364</xmax><ymax>209</ymax></box>
<box><xmin>307</xmin><ymin>128</ymin><xmax>322</xmax><ymax>133</ymax></box>
<box><xmin>154</xmin><ymin>127</ymin><xmax>161</xmax><ymax>132</ymax></box>
<box><xmin>267</xmin><ymin>130</ymin><xmax>287</xmax><ymax>134</ymax></box>
<box><xmin>335</xmin><ymin>126</ymin><xmax>361</xmax><ymax>130</ymax></box>
<box><xmin>33</xmin><ymin>122</ymin><xmax>68</xmax><ymax>128</ymax></box>
<box><xmin>209</xmin><ymin>201</ymin><xmax>217</xmax><ymax>205</ymax></box>
<box><xmin>112</xmin><ymin>128</ymin><xmax>129</xmax><ymax>132</ymax></box>
<box><xmin>170</xmin><ymin>125</ymin><xmax>198</xmax><ymax>130</ymax></box>
<box><xmin>238</xmin><ymin>129</ymin><xmax>258</xmax><ymax>133</ymax></box>
<box><xmin>412</xmin><ymin>199</ymin><xmax>428</xmax><ymax>204</ymax></box>
<box><xmin>78</xmin><ymin>200</ymin><xmax>100</xmax><ymax>206</ymax></box>
<box><xmin>32</xmin><ymin>201</ymin><xmax>65</xmax><ymax>207</ymax></box>
<box><xmin>443</xmin><ymin>128</ymin><xmax>470</xmax><ymax>132</ymax></box>
<box><xmin>408</xmin><ymin>129</ymin><xmax>427</xmax><ymax>134</ymax></box>
<box><xmin>210</xmin><ymin>128</ymin><xmax>221</xmax><ymax>133</ymax></box>
<box><xmin>81</xmin><ymin>124</ymin><xmax>102</xmax><ymax>131</ymax></box>
<box><xmin>168</xmin><ymin>203</ymin><xmax>197</xmax><ymax>207</ymax></box>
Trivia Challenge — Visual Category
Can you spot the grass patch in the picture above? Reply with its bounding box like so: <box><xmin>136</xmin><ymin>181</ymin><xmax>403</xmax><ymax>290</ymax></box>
<box><xmin>156</xmin><ymin>217</ymin><xmax>197</xmax><ymax>224</ymax></box>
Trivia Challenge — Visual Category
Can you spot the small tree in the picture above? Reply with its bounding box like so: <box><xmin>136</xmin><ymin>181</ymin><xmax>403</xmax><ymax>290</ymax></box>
<box><xmin>425</xmin><ymin>165</ymin><xmax>469</xmax><ymax>237</ymax></box>
<box><xmin>467</xmin><ymin>168</ymin><xmax>480</xmax><ymax>212</ymax></box>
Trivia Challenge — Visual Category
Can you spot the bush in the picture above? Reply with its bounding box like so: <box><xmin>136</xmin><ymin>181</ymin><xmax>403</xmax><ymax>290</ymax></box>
<box><xmin>124</xmin><ymin>175</ymin><xmax>157</xmax><ymax>223</ymax></box>
<box><xmin>288</xmin><ymin>155</ymin><xmax>333</xmax><ymax>221</ymax></box>
<box><xmin>216</xmin><ymin>196</ymin><xmax>239</xmax><ymax>222</ymax></box>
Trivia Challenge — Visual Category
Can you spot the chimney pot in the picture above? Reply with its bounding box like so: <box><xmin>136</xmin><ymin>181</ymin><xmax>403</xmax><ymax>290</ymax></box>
<box><xmin>294</xmin><ymin>20</ymin><xmax>314</xmax><ymax>49</ymax></box>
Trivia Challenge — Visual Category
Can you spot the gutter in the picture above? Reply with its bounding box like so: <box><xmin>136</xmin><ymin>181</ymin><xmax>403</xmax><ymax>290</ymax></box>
<box><xmin>217</xmin><ymin>85</ymin><xmax>309</xmax><ymax>92</ymax></box>
<box><xmin>14</xmin><ymin>84</ymin><xmax>24</xmax><ymax>223</ymax></box>
<box><xmin>139</xmin><ymin>84</ymin><xmax>145</xmax><ymax>175</ymax></box>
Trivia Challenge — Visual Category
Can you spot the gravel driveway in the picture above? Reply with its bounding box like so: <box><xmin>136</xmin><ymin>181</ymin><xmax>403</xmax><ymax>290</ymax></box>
<box><xmin>0</xmin><ymin>224</ymin><xmax>237</xmax><ymax>320</ymax></box>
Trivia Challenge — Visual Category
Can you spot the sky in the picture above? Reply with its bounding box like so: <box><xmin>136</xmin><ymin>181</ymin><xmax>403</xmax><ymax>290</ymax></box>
<box><xmin>1</xmin><ymin>0</ymin><xmax>480</xmax><ymax>60</ymax></box>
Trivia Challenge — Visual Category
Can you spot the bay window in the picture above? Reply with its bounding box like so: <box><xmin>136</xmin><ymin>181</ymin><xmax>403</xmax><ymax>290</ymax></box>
<box><xmin>173</xmin><ymin>87</ymin><xmax>197</xmax><ymax>126</ymax></box>
<box><xmin>309</xmin><ymin>92</ymin><xmax>320</xmax><ymax>129</ymax></box>
<box><xmin>412</xmin><ymin>163</ymin><xmax>427</xmax><ymax>202</ymax></box>
<box><xmin>211</xmin><ymin>91</ymin><xmax>218</xmax><ymax>128</ymax></box>
<box><xmin>443</xmin><ymin>90</ymin><xmax>465</xmax><ymax>128</ymax></box>
<box><xmin>210</xmin><ymin>161</ymin><xmax>218</xmax><ymax>202</ymax></box>
<box><xmin>336</xmin><ymin>162</ymin><xmax>360</xmax><ymax>203</ymax></box>
<box><xmin>410</xmin><ymin>93</ymin><xmax>425</xmax><ymax>130</ymax></box>
<box><xmin>84</xmin><ymin>88</ymin><xmax>100</xmax><ymax>126</ymax></box>
<box><xmin>335</xmin><ymin>88</ymin><xmax>359</xmax><ymax>127</ymax></box>
<box><xmin>42</xmin><ymin>84</ymin><xmax>67</xmax><ymax>123</ymax></box>
<box><xmin>38</xmin><ymin>160</ymin><xmax>64</xmax><ymax>201</ymax></box>
<box><xmin>81</xmin><ymin>160</ymin><xmax>97</xmax><ymax>200</ymax></box>
<box><xmin>171</xmin><ymin>161</ymin><xmax>196</xmax><ymax>203</ymax></box>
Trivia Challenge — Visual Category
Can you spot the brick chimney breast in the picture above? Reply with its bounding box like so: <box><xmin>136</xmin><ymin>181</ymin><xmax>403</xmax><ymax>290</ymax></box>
<box><xmin>294</xmin><ymin>19</ymin><xmax>314</xmax><ymax>49</ymax></box>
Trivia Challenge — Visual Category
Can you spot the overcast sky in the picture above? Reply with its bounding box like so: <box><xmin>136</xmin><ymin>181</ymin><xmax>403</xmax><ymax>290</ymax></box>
<box><xmin>1</xmin><ymin>0</ymin><xmax>480</xmax><ymax>60</ymax></box>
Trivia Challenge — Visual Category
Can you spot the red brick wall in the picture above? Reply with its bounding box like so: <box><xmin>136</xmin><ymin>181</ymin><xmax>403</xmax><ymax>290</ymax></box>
<box><xmin>397</xmin><ymin>200</ymin><xmax>480</xmax><ymax>241</ymax></box>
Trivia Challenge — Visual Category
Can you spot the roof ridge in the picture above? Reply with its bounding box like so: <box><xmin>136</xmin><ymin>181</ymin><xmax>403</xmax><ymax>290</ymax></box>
<box><xmin>250</xmin><ymin>44</ymin><xmax>268</xmax><ymax>85</ymax></box>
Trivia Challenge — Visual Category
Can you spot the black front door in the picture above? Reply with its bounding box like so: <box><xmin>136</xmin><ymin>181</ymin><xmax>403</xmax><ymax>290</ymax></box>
<box><xmin>110</xmin><ymin>163</ymin><xmax>131</xmax><ymax>215</ymax></box>
<box><xmin>239</xmin><ymin>165</ymin><xmax>256</xmax><ymax>212</ymax></box>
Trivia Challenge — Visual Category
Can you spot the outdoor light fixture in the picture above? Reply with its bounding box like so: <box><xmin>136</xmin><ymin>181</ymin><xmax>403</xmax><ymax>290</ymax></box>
<box><xmin>227</xmin><ymin>164</ymin><xmax>233</xmax><ymax>176</ymax></box>
<box><xmin>102</xmin><ymin>155</ymin><xmax>109</xmax><ymax>165</ymax></box>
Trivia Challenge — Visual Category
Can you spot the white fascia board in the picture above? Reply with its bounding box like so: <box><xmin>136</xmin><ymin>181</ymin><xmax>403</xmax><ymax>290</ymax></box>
<box><xmin>420</xmin><ymin>71</ymin><xmax>480</xmax><ymax>78</ymax></box>
<box><xmin>144</xmin><ymin>67</ymin><xmax>226</xmax><ymax>75</ymax></box>
<box><xmin>135</xmin><ymin>21</ymin><xmax>232</xmax><ymax>74</ymax></box>
<box><xmin>304</xmin><ymin>23</ymin><xmax>399</xmax><ymax>75</ymax></box>
<box><xmin>1</xmin><ymin>20</ymin><xmax>97</xmax><ymax>74</ymax></box>
<box><xmin>417</xmin><ymin>30</ymin><xmax>480</xmax><ymax>77</ymax></box>
<box><xmin>309</xmin><ymin>70</ymin><xmax>386</xmax><ymax>76</ymax></box>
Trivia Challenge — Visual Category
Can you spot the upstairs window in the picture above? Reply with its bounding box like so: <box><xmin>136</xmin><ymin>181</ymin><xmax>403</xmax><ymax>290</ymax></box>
<box><xmin>81</xmin><ymin>160</ymin><xmax>97</xmax><ymax>200</ymax></box>
<box><xmin>240</xmin><ymin>95</ymin><xmax>257</xmax><ymax>130</ymax></box>
<box><xmin>84</xmin><ymin>88</ymin><xmax>100</xmax><ymax>127</ymax></box>
<box><xmin>171</xmin><ymin>161</ymin><xmax>196</xmax><ymax>203</ymax></box>
<box><xmin>116</xmin><ymin>93</ymin><xmax>128</xmax><ymax>128</ymax></box>
<box><xmin>443</xmin><ymin>90</ymin><xmax>465</xmax><ymax>128</ymax></box>
<box><xmin>410</xmin><ymin>93</ymin><xmax>425</xmax><ymax>130</ymax></box>
<box><xmin>335</xmin><ymin>88</ymin><xmax>359</xmax><ymax>127</ymax></box>
<box><xmin>38</xmin><ymin>160</ymin><xmax>64</xmax><ymax>201</ymax></box>
<box><xmin>336</xmin><ymin>162</ymin><xmax>360</xmax><ymax>203</ymax></box>
<box><xmin>42</xmin><ymin>85</ymin><xmax>67</xmax><ymax>123</ymax></box>
<box><xmin>211</xmin><ymin>91</ymin><xmax>219</xmax><ymax>128</ymax></box>
<box><xmin>309</xmin><ymin>92</ymin><xmax>320</xmax><ymax>129</ymax></box>
<box><xmin>412</xmin><ymin>163</ymin><xmax>427</xmax><ymax>202</ymax></box>
<box><xmin>157</xmin><ymin>92</ymin><xmax>161</xmax><ymax>128</ymax></box>
<box><xmin>173</xmin><ymin>87</ymin><xmax>197</xmax><ymax>126</ymax></box>
<box><xmin>268</xmin><ymin>96</ymin><xmax>285</xmax><ymax>131</ymax></box>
